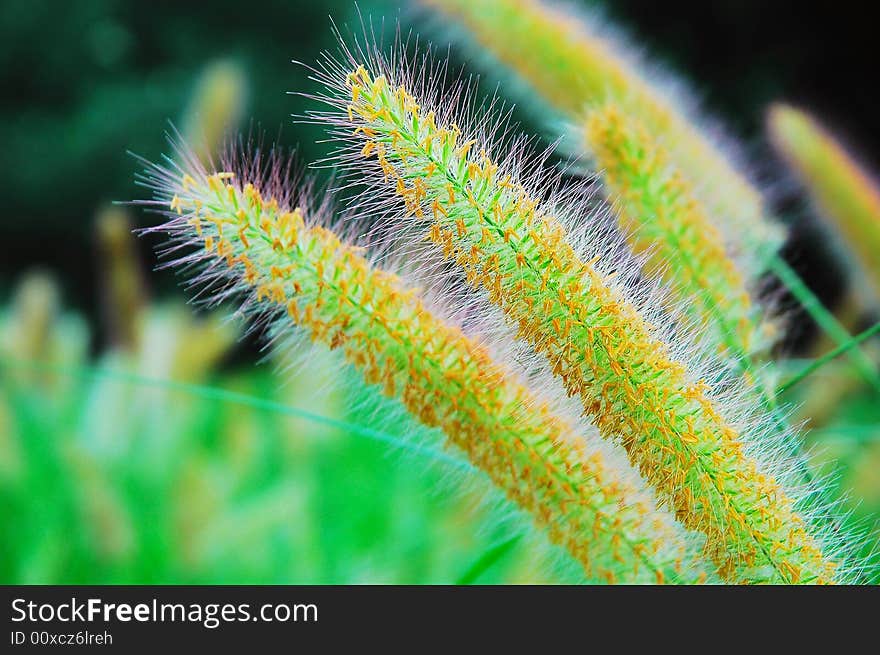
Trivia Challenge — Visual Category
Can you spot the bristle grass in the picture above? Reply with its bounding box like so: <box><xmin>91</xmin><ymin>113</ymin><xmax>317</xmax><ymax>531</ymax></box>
<box><xmin>139</xmin><ymin>145</ymin><xmax>710</xmax><ymax>584</ymax></box>
<box><xmin>307</xmin><ymin>45</ymin><xmax>859</xmax><ymax>583</ymax></box>
<box><xmin>182</xmin><ymin>59</ymin><xmax>248</xmax><ymax>164</ymax></box>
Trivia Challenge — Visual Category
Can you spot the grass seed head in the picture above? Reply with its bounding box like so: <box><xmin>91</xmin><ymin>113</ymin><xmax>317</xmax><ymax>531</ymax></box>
<box><xmin>139</xmin><ymin>139</ymin><xmax>712</xmax><ymax>584</ymax></box>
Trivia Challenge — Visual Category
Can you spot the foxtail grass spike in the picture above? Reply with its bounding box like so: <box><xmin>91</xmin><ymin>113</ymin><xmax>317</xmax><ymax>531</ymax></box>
<box><xmin>4</xmin><ymin>271</ymin><xmax>59</xmax><ymax>363</ymax></box>
<box><xmin>140</xmin><ymin>143</ymin><xmax>712</xmax><ymax>584</ymax></box>
<box><xmin>309</xmin><ymin>43</ymin><xmax>862</xmax><ymax>583</ymax></box>
<box><xmin>584</xmin><ymin>104</ymin><xmax>772</xmax><ymax>367</ymax></box>
<box><xmin>1</xmin><ymin>271</ymin><xmax>90</xmax><ymax>389</ymax></box>
<box><xmin>182</xmin><ymin>59</ymin><xmax>248</xmax><ymax>164</ymax></box>
<box><xmin>768</xmin><ymin>104</ymin><xmax>880</xmax><ymax>307</ymax></box>
<box><xmin>95</xmin><ymin>205</ymin><xmax>146</xmax><ymax>351</ymax></box>
<box><xmin>423</xmin><ymin>0</ymin><xmax>784</xmax><ymax>265</ymax></box>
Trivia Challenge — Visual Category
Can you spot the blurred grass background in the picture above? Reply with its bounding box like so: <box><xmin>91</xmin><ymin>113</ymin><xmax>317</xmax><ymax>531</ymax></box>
<box><xmin>1</xmin><ymin>0</ymin><xmax>878</xmax><ymax>583</ymax></box>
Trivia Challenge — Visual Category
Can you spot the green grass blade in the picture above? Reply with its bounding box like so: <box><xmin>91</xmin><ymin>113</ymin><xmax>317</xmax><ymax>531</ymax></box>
<box><xmin>456</xmin><ymin>535</ymin><xmax>522</xmax><ymax>585</ymax></box>
<box><xmin>766</xmin><ymin>253</ymin><xmax>880</xmax><ymax>393</ymax></box>
<box><xmin>777</xmin><ymin>320</ymin><xmax>880</xmax><ymax>395</ymax></box>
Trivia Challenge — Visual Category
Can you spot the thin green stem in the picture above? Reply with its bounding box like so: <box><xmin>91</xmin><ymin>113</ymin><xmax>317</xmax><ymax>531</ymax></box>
<box><xmin>778</xmin><ymin>320</ymin><xmax>880</xmax><ymax>396</ymax></box>
<box><xmin>765</xmin><ymin>252</ymin><xmax>880</xmax><ymax>393</ymax></box>
<box><xmin>810</xmin><ymin>425</ymin><xmax>880</xmax><ymax>443</ymax></box>
<box><xmin>0</xmin><ymin>358</ymin><xmax>468</xmax><ymax>469</ymax></box>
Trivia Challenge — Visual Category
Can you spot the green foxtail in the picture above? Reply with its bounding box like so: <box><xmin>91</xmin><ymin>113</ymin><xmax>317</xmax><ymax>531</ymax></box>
<box><xmin>584</xmin><ymin>104</ymin><xmax>774</xmax><ymax>366</ymax></box>
<box><xmin>138</xmin><ymin>141</ymin><xmax>712</xmax><ymax>584</ymax></box>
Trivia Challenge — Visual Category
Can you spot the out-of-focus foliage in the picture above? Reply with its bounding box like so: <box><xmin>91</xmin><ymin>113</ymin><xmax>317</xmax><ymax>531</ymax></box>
<box><xmin>0</xmin><ymin>270</ymin><xmax>558</xmax><ymax>584</ymax></box>
<box><xmin>0</xmin><ymin>0</ymin><xmax>394</xmax><ymax>308</ymax></box>
<box><xmin>768</xmin><ymin>105</ymin><xmax>880</xmax><ymax>309</ymax></box>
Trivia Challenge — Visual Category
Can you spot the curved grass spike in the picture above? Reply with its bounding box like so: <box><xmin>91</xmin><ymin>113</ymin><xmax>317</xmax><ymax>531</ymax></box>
<box><xmin>584</xmin><ymin>104</ymin><xmax>772</xmax><ymax>369</ymax></box>
<box><xmin>768</xmin><ymin>104</ymin><xmax>880</xmax><ymax>306</ymax></box>
<box><xmin>584</xmin><ymin>108</ymin><xmax>861</xmax><ymax>486</ymax></box>
<box><xmin>142</xmin><ymin>146</ymin><xmax>711</xmax><ymax>584</ymax></box>
<box><xmin>319</xmin><ymin>57</ymin><xmax>850</xmax><ymax>584</ymax></box>
<box><xmin>423</xmin><ymin>0</ymin><xmax>783</xmax><ymax>260</ymax></box>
